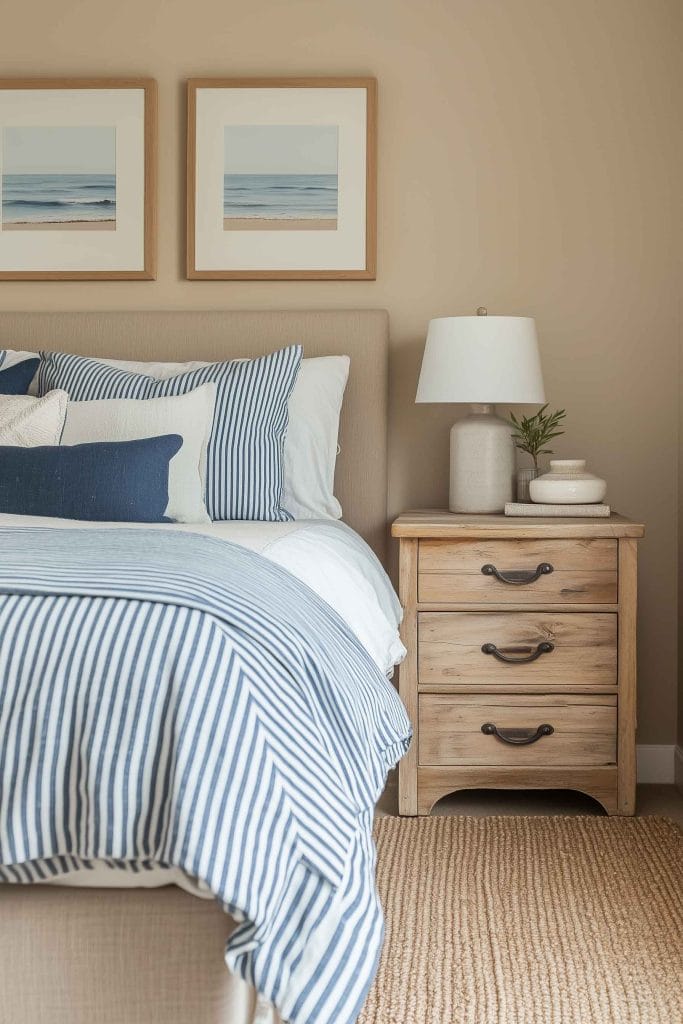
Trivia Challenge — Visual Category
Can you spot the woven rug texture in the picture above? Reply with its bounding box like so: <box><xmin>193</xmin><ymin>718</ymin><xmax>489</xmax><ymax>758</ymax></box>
<box><xmin>359</xmin><ymin>815</ymin><xmax>682</xmax><ymax>1024</ymax></box>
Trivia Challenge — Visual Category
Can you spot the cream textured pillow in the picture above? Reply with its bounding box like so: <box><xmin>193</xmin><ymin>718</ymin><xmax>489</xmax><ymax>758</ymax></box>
<box><xmin>60</xmin><ymin>383</ymin><xmax>217</xmax><ymax>524</ymax></box>
<box><xmin>0</xmin><ymin>390</ymin><xmax>68</xmax><ymax>446</ymax></box>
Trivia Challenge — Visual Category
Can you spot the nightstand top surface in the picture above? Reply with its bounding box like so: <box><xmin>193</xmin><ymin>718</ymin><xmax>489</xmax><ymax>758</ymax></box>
<box><xmin>391</xmin><ymin>509</ymin><xmax>645</xmax><ymax>539</ymax></box>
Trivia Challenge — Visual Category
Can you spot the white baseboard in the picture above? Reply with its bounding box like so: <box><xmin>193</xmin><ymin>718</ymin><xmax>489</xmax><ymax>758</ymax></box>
<box><xmin>636</xmin><ymin>744</ymin><xmax>675</xmax><ymax>784</ymax></box>
<box><xmin>675</xmin><ymin>746</ymin><xmax>683</xmax><ymax>794</ymax></box>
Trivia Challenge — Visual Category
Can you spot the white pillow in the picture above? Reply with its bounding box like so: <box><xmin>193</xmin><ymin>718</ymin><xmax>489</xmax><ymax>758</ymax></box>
<box><xmin>61</xmin><ymin>383</ymin><xmax>217</xmax><ymax>524</ymax></box>
<box><xmin>2</xmin><ymin>348</ymin><xmax>349</xmax><ymax>519</ymax></box>
<box><xmin>96</xmin><ymin>353</ymin><xmax>350</xmax><ymax>521</ymax></box>
<box><xmin>281</xmin><ymin>356</ymin><xmax>349</xmax><ymax>519</ymax></box>
<box><xmin>0</xmin><ymin>390</ymin><xmax>68</xmax><ymax>446</ymax></box>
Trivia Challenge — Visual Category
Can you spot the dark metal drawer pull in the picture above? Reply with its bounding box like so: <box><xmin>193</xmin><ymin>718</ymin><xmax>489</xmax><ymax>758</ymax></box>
<box><xmin>481</xmin><ymin>562</ymin><xmax>554</xmax><ymax>585</ymax></box>
<box><xmin>481</xmin><ymin>641</ymin><xmax>554</xmax><ymax>664</ymax></box>
<box><xmin>481</xmin><ymin>722</ymin><xmax>554</xmax><ymax>745</ymax></box>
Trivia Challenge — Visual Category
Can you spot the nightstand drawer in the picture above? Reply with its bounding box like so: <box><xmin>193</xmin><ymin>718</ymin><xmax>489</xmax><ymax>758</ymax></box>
<box><xmin>419</xmin><ymin>694</ymin><xmax>617</xmax><ymax>767</ymax></box>
<box><xmin>418</xmin><ymin>538</ymin><xmax>617</xmax><ymax>604</ymax></box>
<box><xmin>418</xmin><ymin>612</ymin><xmax>617</xmax><ymax>691</ymax></box>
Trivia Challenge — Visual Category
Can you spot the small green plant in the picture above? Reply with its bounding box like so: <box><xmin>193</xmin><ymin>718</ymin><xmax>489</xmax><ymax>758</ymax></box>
<box><xmin>508</xmin><ymin>405</ymin><xmax>567</xmax><ymax>470</ymax></box>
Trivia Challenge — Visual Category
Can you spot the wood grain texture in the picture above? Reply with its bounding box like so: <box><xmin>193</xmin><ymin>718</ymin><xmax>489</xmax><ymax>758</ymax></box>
<box><xmin>392</xmin><ymin>511</ymin><xmax>645</xmax><ymax>539</ymax></box>
<box><xmin>0</xmin><ymin>79</ymin><xmax>157</xmax><ymax>281</ymax></box>
<box><xmin>417</xmin><ymin>602</ymin><xmax>620</xmax><ymax>614</ymax></box>
<box><xmin>142</xmin><ymin>80</ymin><xmax>158</xmax><ymax>280</ymax></box>
<box><xmin>417</xmin><ymin>766</ymin><xmax>619</xmax><ymax>816</ymax></box>
<box><xmin>418</xmin><ymin>611</ymin><xmax>617</xmax><ymax>690</ymax></box>
<box><xmin>394</xmin><ymin>511</ymin><xmax>641</xmax><ymax>816</ymax></box>
<box><xmin>185</xmin><ymin>80</ymin><xmax>198</xmax><ymax>281</ymax></box>
<box><xmin>419</xmin><ymin>571</ymin><xmax>617</xmax><ymax>605</ymax></box>
<box><xmin>398</xmin><ymin>538</ymin><xmax>418</xmax><ymax>815</ymax></box>
<box><xmin>419</xmin><ymin>538</ymin><xmax>617</xmax><ymax>573</ymax></box>
<box><xmin>419</xmin><ymin>694</ymin><xmax>617</xmax><ymax>767</ymax></box>
<box><xmin>617</xmin><ymin>538</ymin><xmax>638</xmax><ymax>814</ymax></box>
<box><xmin>418</xmin><ymin>537</ymin><xmax>618</xmax><ymax>604</ymax></box>
<box><xmin>186</xmin><ymin>77</ymin><xmax>377</xmax><ymax>280</ymax></box>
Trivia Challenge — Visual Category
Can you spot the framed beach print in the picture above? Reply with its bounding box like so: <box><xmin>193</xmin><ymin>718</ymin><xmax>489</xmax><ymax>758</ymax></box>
<box><xmin>187</xmin><ymin>78</ymin><xmax>376</xmax><ymax>280</ymax></box>
<box><xmin>0</xmin><ymin>79</ymin><xmax>156</xmax><ymax>280</ymax></box>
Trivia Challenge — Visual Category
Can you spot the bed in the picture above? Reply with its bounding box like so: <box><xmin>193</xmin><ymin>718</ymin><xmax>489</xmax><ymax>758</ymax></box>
<box><xmin>0</xmin><ymin>309</ymin><xmax>408</xmax><ymax>1024</ymax></box>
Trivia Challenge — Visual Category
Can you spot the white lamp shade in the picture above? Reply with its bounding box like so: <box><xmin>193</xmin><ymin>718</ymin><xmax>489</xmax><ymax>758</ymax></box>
<box><xmin>416</xmin><ymin>316</ymin><xmax>546</xmax><ymax>404</ymax></box>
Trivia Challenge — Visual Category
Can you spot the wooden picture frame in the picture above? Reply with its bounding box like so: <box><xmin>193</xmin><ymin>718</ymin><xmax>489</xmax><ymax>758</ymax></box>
<box><xmin>0</xmin><ymin>78</ymin><xmax>157</xmax><ymax>280</ymax></box>
<box><xmin>187</xmin><ymin>77</ymin><xmax>377</xmax><ymax>280</ymax></box>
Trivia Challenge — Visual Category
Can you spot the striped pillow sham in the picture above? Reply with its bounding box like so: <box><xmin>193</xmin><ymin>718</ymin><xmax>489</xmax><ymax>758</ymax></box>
<box><xmin>37</xmin><ymin>345</ymin><xmax>303</xmax><ymax>522</ymax></box>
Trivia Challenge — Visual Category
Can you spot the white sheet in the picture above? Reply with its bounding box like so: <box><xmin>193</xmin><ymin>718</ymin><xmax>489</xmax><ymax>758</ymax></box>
<box><xmin>0</xmin><ymin>514</ymin><xmax>406</xmax><ymax>896</ymax></box>
<box><xmin>0</xmin><ymin>514</ymin><xmax>405</xmax><ymax>674</ymax></box>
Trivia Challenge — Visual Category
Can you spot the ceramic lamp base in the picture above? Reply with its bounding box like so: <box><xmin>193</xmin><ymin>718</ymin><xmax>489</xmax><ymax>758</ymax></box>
<box><xmin>449</xmin><ymin>404</ymin><xmax>515</xmax><ymax>513</ymax></box>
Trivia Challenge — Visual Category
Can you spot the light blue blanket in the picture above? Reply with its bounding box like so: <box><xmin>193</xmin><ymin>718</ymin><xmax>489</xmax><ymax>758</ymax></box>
<box><xmin>0</xmin><ymin>527</ymin><xmax>411</xmax><ymax>1024</ymax></box>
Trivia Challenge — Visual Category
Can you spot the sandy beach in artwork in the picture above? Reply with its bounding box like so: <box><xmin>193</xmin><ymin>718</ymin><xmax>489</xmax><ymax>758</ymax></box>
<box><xmin>223</xmin><ymin>126</ymin><xmax>339</xmax><ymax>235</ymax></box>
<box><xmin>224</xmin><ymin>217</ymin><xmax>337</xmax><ymax>231</ymax></box>
<box><xmin>3</xmin><ymin>220</ymin><xmax>116</xmax><ymax>231</ymax></box>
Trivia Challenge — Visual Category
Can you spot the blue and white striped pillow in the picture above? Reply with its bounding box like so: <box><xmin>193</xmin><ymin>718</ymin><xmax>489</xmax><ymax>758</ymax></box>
<box><xmin>37</xmin><ymin>345</ymin><xmax>303</xmax><ymax>522</ymax></box>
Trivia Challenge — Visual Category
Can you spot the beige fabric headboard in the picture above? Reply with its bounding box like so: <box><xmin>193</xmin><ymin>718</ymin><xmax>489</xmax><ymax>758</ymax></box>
<box><xmin>0</xmin><ymin>309</ymin><xmax>389</xmax><ymax>561</ymax></box>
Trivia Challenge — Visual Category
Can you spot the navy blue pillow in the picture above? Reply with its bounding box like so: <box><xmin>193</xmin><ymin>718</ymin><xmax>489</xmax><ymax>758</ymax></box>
<box><xmin>0</xmin><ymin>358</ymin><xmax>40</xmax><ymax>395</ymax></box>
<box><xmin>0</xmin><ymin>435</ymin><xmax>182</xmax><ymax>522</ymax></box>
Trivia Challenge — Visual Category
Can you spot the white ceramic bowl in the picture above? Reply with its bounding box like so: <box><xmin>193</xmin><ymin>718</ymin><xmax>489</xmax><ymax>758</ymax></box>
<box><xmin>529</xmin><ymin>459</ymin><xmax>607</xmax><ymax>504</ymax></box>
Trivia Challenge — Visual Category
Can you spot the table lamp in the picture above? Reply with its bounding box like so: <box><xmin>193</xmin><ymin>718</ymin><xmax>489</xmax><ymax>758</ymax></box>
<box><xmin>416</xmin><ymin>308</ymin><xmax>545</xmax><ymax>513</ymax></box>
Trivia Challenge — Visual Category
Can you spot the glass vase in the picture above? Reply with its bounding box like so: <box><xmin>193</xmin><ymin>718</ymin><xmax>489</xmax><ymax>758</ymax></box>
<box><xmin>516</xmin><ymin>467</ymin><xmax>540</xmax><ymax>502</ymax></box>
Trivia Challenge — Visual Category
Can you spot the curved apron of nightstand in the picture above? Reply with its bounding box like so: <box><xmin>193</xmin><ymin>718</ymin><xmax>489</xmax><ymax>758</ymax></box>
<box><xmin>416</xmin><ymin>768</ymin><xmax>619</xmax><ymax>817</ymax></box>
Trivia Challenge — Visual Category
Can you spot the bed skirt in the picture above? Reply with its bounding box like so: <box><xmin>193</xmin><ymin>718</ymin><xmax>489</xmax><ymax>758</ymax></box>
<box><xmin>0</xmin><ymin>886</ymin><xmax>282</xmax><ymax>1024</ymax></box>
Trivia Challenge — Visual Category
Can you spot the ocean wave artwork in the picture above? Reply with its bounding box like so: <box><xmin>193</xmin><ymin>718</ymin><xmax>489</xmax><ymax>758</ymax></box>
<box><xmin>224</xmin><ymin>173</ymin><xmax>337</xmax><ymax>225</ymax></box>
<box><xmin>224</xmin><ymin>125</ymin><xmax>338</xmax><ymax>231</ymax></box>
<box><xmin>2</xmin><ymin>174</ymin><xmax>116</xmax><ymax>228</ymax></box>
<box><xmin>1</xmin><ymin>126</ymin><xmax>116</xmax><ymax>231</ymax></box>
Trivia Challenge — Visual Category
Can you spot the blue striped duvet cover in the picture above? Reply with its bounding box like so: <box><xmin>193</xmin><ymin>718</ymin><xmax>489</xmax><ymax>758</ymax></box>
<box><xmin>0</xmin><ymin>527</ymin><xmax>411</xmax><ymax>1024</ymax></box>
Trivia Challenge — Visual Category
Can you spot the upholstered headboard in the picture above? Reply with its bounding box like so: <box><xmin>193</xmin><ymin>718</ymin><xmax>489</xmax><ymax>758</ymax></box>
<box><xmin>0</xmin><ymin>309</ymin><xmax>389</xmax><ymax>561</ymax></box>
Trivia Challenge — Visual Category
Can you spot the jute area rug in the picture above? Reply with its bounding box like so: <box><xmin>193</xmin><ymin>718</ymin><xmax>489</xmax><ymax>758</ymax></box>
<box><xmin>360</xmin><ymin>816</ymin><xmax>682</xmax><ymax>1024</ymax></box>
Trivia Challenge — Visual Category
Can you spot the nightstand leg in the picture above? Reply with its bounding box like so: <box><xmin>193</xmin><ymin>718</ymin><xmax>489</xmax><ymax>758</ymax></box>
<box><xmin>398</xmin><ymin>538</ymin><xmax>418</xmax><ymax>815</ymax></box>
<box><xmin>617</xmin><ymin>538</ymin><xmax>638</xmax><ymax>815</ymax></box>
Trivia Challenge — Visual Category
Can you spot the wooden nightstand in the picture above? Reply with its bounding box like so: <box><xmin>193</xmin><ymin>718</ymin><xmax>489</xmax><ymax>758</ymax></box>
<box><xmin>391</xmin><ymin>511</ymin><xmax>645</xmax><ymax>816</ymax></box>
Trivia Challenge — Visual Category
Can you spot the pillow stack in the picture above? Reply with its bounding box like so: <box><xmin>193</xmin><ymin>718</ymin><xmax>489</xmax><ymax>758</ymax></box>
<box><xmin>61</xmin><ymin>384</ymin><xmax>217</xmax><ymax>524</ymax></box>
<box><xmin>0</xmin><ymin>344</ymin><xmax>349</xmax><ymax>525</ymax></box>
<box><xmin>38</xmin><ymin>345</ymin><xmax>302</xmax><ymax>522</ymax></box>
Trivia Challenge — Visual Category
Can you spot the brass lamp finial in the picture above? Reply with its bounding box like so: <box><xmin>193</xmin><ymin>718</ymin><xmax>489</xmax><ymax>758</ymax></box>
<box><xmin>477</xmin><ymin>306</ymin><xmax>488</xmax><ymax>316</ymax></box>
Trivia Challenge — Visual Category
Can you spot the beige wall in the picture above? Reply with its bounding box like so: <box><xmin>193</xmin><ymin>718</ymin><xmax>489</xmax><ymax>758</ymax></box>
<box><xmin>1</xmin><ymin>0</ymin><xmax>681</xmax><ymax>745</ymax></box>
